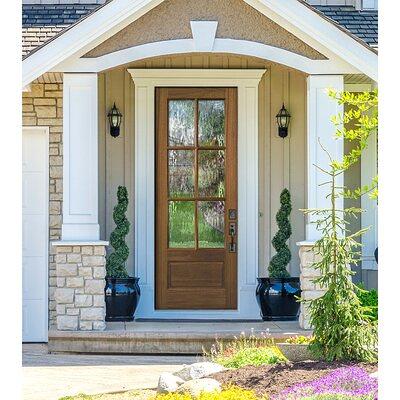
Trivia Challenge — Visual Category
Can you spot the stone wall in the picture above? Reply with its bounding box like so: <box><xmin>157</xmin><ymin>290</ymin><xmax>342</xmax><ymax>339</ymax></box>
<box><xmin>54</xmin><ymin>244</ymin><xmax>107</xmax><ymax>331</ymax></box>
<box><xmin>298</xmin><ymin>242</ymin><xmax>325</xmax><ymax>330</ymax></box>
<box><xmin>23</xmin><ymin>81</ymin><xmax>63</xmax><ymax>327</ymax></box>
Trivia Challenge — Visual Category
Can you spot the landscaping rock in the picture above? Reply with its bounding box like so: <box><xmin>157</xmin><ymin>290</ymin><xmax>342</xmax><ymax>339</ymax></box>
<box><xmin>177</xmin><ymin>378</ymin><xmax>221</xmax><ymax>397</ymax></box>
<box><xmin>174</xmin><ymin>362</ymin><xmax>226</xmax><ymax>381</ymax></box>
<box><xmin>157</xmin><ymin>372</ymin><xmax>185</xmax><ymax>393</ymax></box>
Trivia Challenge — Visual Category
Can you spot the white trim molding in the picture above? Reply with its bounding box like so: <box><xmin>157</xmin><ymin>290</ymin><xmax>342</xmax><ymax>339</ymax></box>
<box><xmin>129</xmin><ymin>68</ymin><xmax>264</xmax><ymax>319</ymax></box>
<box><xmin>62</xmin><ymin>74</ymin><xmax>100</xmax><ymax>241</ymax></box>
<box><xmin>55</xmin><ymin>38</ymin><xmax>360</xmax><ymax>76</ymax></box>
<box><xmin>22</xmin><ymin>0</ymin><xmax>377</xmax><ymax>85</ymax></box>
<box><xmin>306</xmin><ymin>75</ymin><xmax>344</xmax><ymax>241</ymax></box>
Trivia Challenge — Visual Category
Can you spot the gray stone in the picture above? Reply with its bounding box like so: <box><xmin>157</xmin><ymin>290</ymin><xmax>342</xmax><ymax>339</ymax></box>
<box><xmin>54</xmin><ymin>288</ymin><xmax>74</xmax><ymax>304</ymax></box>
<box><xmin>82</xmin><ymin>255</ymin><xmax>105</xmax><ymax>267</ymax></box>
<box><xmin>56</xmin><ymin>264</ymin><xmax>77</xmax><ymax>277</ymax></box>
<box><xmin>93</xmin><ymin>321</ymin><xmax>106</xmax><ymax>331</ymax></box>
<box><xmin>80</xmin><ymin>308</ymin><xmax>104</xmax><ymax>321</ymax></box>
<box><xmin>157</xmin><ymin>372</ymin><xmax>185</xmax><ymax>393</ymax></box>
<box><xmin>57</xmin><ymin>315</ymin><xmax>78</xmax><ymax>331</ymax></box>
<box><xmin>66</xmin><ymin>277</ymin><xmax>84</xmax><ymax>288</ymax></box>
<box><xmin>177</xmin><ymin>378</ymin><xmax>221</xmax><ymax>397</ymax></box>
<box><xmin>85</xmin><ymin>279</ymin><xmax>105</xmax><ymax>294</ymax></box>
<box><xmin>174</xmin><ymin>362</ymin><xmax>226</xmax><ymax>381</ymax></box>
<box><xmin>93</xmin><ymin>267</ymin><xmax>106</xmax><ymax>279</ymax></box>
<box><xmin>75</xmin><ymin>294</ymin><xmax>92</xmax><ymax>307</ymax></box>
<box><xmin>79</xmin><ymin>321</ymin><xmax>93</xmax><ymax>331</ymax></box>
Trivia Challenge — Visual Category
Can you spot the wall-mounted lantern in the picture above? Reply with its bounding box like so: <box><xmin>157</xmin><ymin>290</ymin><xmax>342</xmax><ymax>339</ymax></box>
<box><xmin>276</xmin><ymin>103</ymin><xmax>291</xmax><ymax>138</ymax></box>
<box><xmin>108</xmin><ymin>102</ymin><xmax>123</xmax><ymax>138</ymax></box>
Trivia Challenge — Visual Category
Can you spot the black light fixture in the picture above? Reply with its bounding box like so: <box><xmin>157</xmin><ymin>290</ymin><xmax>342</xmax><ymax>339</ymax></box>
<box><xmin>276</xmin><ymin>103</ymin><xmax>291</xmax><ymax>138</ymax></box>
<box><xmin>108</xmin><ymin>102</ymin><xmax>123</xmax><ymax>138</ymax></box>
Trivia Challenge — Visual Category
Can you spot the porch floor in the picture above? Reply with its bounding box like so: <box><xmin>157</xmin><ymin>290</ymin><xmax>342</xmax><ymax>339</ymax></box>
<box><xmin>48</xmin><ymin>320</ymin><xmax>311</xmax><ymax>354</ymax></box>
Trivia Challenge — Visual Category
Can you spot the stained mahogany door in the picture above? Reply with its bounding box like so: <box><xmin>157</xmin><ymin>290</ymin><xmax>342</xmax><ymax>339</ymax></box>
<box><xmin>155</xmin><ymin>87</ymin><xmax>238</xmax><ymax>310</ymax></box>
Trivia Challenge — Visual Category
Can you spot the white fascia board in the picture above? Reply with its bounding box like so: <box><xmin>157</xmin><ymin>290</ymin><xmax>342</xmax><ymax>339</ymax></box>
<box><xmin>22</xmin><ymin>0</ymin><xmax>162</xmax><ymax>86</ymax></box>
<box><xmin>247</xmin><ymin>0</ymin><xmax>377</xmax><ymax>81</ymax></box>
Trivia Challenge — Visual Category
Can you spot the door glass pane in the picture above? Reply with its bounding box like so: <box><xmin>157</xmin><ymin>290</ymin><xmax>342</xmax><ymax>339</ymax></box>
<box><xmin>198</xmin><ymin>150</ymin><xmax>225</xmax><ymax>197</ymax></box>
<box><xmin>198</xmin><ymin>201</ymin><xmax>225</xmax><ymax>248</ymax></box>
<box><xmin>168</xmin><ymin>201</ymin><xmax>195</xmax><ymax>248</ymax></box>
<box><xmin>168</xmin><ymin>150</ymin><xmax>194</xmax><ymax>198</ymax></box>
<box><xmin>198</xmin><ymin>100</ymin><xmax>225</xmax><ymax>146</ymax></box>
<box><xmin>168</xmin><ymin>100</ymin><xmax>195</xmax><ymax>146</ymax></box>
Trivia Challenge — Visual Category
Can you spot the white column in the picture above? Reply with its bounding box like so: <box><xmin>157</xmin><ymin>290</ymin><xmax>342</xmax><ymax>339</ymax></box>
<box><xmin>306</xmin><ymin>75</ymin><xmax>344</xmax><ymax>241</ymax></box>
<box><xmin>361</xmin><ymin>128</ymin><xmax>378</xmax><ymax>269</ymax></box>
<box><xmin>62</xmin><ymin>73</ymin><xmax>100</xmax><ymax>241</ymax></box>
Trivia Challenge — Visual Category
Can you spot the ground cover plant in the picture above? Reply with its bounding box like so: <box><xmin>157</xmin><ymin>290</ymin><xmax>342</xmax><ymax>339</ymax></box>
<box><xmin>206</xmin><ymin>331</ymin><xmax>287</xmax><ymax>368</ymax></box>
<box><xmin>302</xmin><ymin>90</ymin><xmax>378</xmax><ymax>362</ymax></box>
<box><xmin>274</xmin><ymin>366</ymin><xmax>377</xmax><ymax>400</ymax></box>
<box><xmin>155</xmin><ymin>386</ymin><xmax>261</xmax><ymax>400</ymax></box>
<box><xmin>211</xmin><ymin>361</ymin><xmax>377</xmax><ymax>399</ymax></box>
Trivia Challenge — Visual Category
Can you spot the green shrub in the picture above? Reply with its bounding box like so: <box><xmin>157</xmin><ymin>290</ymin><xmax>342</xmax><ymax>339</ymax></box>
<box><xmin>206</xmin><ymin>331</ymin><xmax>287</xmax><ymax>369</ymax></box>
<box><xmin>268</xmin><ymin>189</ymin><xmax>292</xmax><ymax>278</ymax></box>
<box><xmin>155</xmin><ymin>386</ymin><xmax>260</xmax><ymax>400</ymax></box>
<box><xmin>356</xmin><ymin>284</ymin><xmax>378</xmax><ymax>322</ymax></box>
<box><xmin>106</xmin><ymin>186</ymin><xmax>130</xmax><ymax>278</ymax></box>
<box><xmin>216</xmin><ymin>346</ymin><xmax>286</xmax><ymax>368</ymax></box>
<box><xmin>285</xmin><ymin>335</ymin><xmax>314</xmax><ymax>345</ymax></box>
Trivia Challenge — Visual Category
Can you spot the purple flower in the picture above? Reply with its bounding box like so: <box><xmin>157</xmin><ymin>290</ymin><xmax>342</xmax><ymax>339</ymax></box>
<box><xmin>274</xmin><ymin>367</ymin><xmax>378</xmax><ymax>400</ymax></box>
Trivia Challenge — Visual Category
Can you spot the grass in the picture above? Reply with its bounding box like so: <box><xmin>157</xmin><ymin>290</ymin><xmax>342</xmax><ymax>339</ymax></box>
<box><xmin>205</xmin><ymin>330</ymin><xmax>287</xmax><ymax>369</ymax></box>
<box><xmin>59</xmin><ymin>390</ymin><xmax>156</xmax><ymax>400</ymax></box>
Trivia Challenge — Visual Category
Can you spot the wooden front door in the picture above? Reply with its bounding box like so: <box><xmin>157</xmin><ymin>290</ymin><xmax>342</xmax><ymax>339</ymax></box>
<box><xmin>155</xmin><ymin>87</ymin><xmax>238</xmax><ymax>310</ymax></box>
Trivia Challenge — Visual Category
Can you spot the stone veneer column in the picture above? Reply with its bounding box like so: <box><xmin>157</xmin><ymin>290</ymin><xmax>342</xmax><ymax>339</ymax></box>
<box><xmin>53</xmin><ymin>242</ymin><xmax>108</xmax><ymax>331</ymax></box>
<box><xmin>297</xmin><ymin>241</ymin><xmax>325</xmax><ymax>330</ymax></box>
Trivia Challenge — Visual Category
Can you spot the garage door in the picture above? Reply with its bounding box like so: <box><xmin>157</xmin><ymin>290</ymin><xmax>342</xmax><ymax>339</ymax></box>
<box><xmin>22</xmin><ymin>127</ymin><xmax>48</xmax><ymax>342</ymax></box>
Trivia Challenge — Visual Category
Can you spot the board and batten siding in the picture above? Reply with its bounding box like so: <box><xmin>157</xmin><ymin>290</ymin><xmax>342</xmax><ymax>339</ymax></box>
<box><xmin>98</xmin><ymin>54</ymin><xmax>307</xmax><ymax>277</ymax></box>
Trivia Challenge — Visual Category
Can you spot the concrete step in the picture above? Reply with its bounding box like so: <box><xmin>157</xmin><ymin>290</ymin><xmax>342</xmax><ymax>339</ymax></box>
<box><xmin>48</xmin><ymin>321</ymin><xmax>311</xmax><ymax>354</ymax></box>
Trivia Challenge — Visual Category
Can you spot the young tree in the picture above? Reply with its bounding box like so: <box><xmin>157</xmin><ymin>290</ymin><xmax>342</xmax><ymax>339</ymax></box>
<box><xmin>304</xmin><ymin>90</ymin><xmax>378</xmax><ymax>362</ymax></box>
<box><xmin>268</xmin><ymin>189</ymin><xmax>292</xmax><ymax>279</ymax></box>
<box><xmin>106</xmin><ymin>186</ymin><xmax>130</xmax><ymax>278</ymax></box>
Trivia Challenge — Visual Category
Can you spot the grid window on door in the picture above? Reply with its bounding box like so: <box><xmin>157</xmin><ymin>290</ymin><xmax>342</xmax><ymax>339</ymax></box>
<box><xmin>167</xmin><ymin>99</ymin><xmax>226</xmax><ymax>249</ymax></box>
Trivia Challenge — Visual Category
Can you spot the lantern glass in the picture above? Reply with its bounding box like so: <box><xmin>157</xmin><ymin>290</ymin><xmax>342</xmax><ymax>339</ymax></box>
<box><xmin>276</xmin><ymin>104</ymin><xmax>291</xmax><ymax>128</ymax></box>
<box><xmin>276</xmin><ymin>104</ymin><xmax>291</xmax><ymax>138</ymax></box>
<box><xmin>108</xmin><ymin>103</ymin><xmax>123</xmax><ymax>137</ymax></box>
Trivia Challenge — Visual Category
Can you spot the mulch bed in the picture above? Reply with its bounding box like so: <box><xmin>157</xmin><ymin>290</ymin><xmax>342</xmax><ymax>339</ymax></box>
<box><xmin>211</xmin><ymin>361</ymin><xmax>378</xmax><ymax>397</ymax></box>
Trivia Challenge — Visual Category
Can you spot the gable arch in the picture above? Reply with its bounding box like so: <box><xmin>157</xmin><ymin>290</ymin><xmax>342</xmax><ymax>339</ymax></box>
<box><xmin>56</xmin><ymin>38</ymin><xmax>360</xmax><ymax>76</ymax></box>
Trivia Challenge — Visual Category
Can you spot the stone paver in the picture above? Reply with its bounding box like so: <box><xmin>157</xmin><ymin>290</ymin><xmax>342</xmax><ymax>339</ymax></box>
<box><xmin>23</xmin><ymin>344</ymin><xmax>198</xmax><ymax>400</ymax></box>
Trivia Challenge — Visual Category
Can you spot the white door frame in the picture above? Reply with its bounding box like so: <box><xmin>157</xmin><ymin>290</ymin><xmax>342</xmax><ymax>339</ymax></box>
<box><xmin>128</xmin><ymin>69</ymin><xmax>265</xmax><ymax>319</ymax></box>
<box><xmin>22</xmin><ymin>126</ymin><xmax>49</xmax><ymax>341</ymax></box>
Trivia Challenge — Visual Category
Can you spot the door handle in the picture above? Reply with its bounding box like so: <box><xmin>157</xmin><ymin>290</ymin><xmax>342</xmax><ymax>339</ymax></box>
<box><xmin>228</xmin><ymin>222</ymin><xmax>237</xmax><ymax>253</ymax></box>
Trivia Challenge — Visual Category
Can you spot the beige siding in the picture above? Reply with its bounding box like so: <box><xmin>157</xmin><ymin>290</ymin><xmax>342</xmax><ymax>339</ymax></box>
<box><xmin>99</xmin><ymin>54</ymin><xmax>307</xmax><ymax>277</ymax></box>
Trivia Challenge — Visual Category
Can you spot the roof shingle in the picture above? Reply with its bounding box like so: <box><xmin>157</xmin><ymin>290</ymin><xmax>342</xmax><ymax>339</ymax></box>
<box><xmin>22</xmin><ymin>2</ymin><xmax>378</xmax><ymax>58</ymax></box>
<box><xmin>315</xmin><ymin>5</ymin><xmax>378</xmax><ymax>47</ymax></box>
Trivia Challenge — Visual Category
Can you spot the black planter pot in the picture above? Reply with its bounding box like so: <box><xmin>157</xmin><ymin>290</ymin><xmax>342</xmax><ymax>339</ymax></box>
<box><xmin>105</xmin><ymin>277</ymin><xmax>140</xmax><ymax>322</ymax></box>
<box><xmin>256</xmin><ymin>277</ymin><xmax>301</xmax><ymax>321</ymax></box>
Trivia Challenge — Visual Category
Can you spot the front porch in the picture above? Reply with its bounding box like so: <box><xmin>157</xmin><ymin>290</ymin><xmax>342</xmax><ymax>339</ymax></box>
<box><xmin>48</xmin><ymin>320</ymin><xmax>312</xmax><ymax>354</ymax></box>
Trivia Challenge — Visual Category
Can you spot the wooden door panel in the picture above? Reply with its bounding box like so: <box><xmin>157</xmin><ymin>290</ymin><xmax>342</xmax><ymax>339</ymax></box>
<box><xmin>156</xmin><ymin>87</ymin><xmax>238</xmax><ymax>310</ymax></box>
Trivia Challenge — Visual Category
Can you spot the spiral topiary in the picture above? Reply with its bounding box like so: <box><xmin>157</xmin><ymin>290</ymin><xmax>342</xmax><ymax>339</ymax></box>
<box><xmin>106</xmin><ymin>186</ymin><xmax>130</xmax><ymax>278</ymax></box>
<box><xmin>268</xmin><ymin>188</ymin><xmax>292</xmax><ymax>279</ymax></box>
